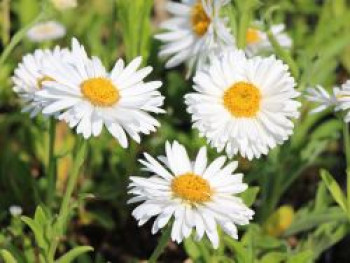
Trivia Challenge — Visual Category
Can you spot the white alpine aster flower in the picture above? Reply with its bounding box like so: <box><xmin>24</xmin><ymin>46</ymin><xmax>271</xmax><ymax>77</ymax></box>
<box><xmin>185</xmin><ymin>50</ymin><xmax>300</xmax><ymax>160</ymax></box>
<box><xmin>12</xmin><ymin>47</ymin><xmax>70</xmax><ymax>117</ymax></box>
<box><xmin>36</xmin><ymin>38</ymin><xmax>165</xmax><ymax>147</ymax></box>
<box><xmin>128</xmin><ymin>141</ymin><xmax>254</xmax><ymax>248</ymax></box>
<box><xmin>334</xmin><ymin>80</ymin><xmax>350</xmax><ymax>122</ymax></box>
<box><xmin>305</xmin><ymin>85</ymin><xmax>340</xmax><ymax>114</ymax></box>
<box><xmin>51</xmin><ymin>0</ymin><xmax>77</xmax><ymax>10</ymax></box>
<box><xmin>245</xmin><ymin>23</ymin><xmax>292</xmax><ymax>57</ymax></box>
<box><xmin>155</xmin><ymin>0</ymin><xmax>234</xmax><ymax>75</ymax></box>
<box><xmin>27</xmin><ymin>21</ymin><xmax>66</xmax><ymax>43</ymax></box>
<box><xmin>9</xmin><ymin>205</ymin><xmax>23</xmax><ymax>217</ymax></box>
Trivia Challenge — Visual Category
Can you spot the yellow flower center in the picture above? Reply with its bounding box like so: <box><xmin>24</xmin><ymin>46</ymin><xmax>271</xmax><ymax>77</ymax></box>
<box><xmin>246</xmin><ymin>28</ymin><xmax>261</xmax><ymax>44</ymax></box>
<box><xmin>223</xmin><ymin>81</ymin><xmax>261</xmax><ymax>118</ymax></box>
<box><xmin>81</xmin><ymin>77</ymin><xmax>120</xmax><ymax>107</ymax></box>
<box><xmin>191</xmin><ymin>2</ymin><xmax>211</xmax><ymax>36</ymax></box>
<box><xmin>171</xmin><ymin>172</ymin><xmax>211</xmax><ymax>203</ymax></box>
<box><xmin>37</xmin><ymin>76</ymin><xmax>54</xmax><ymax>89</ymax></box>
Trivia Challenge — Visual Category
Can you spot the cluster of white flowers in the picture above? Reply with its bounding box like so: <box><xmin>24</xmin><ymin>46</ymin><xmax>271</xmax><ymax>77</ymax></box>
<box><xmin>13</xmin><ymin>38</ymin><xmax>165</xmax><ymax>147</ymax></box>
<box><xmin>17</xmin><ymin>0</ymin><xmax>347</xmax><ymax>251</ymax></box>
<box><xmin>156</xmin><ymin>0</ymin><xmax>292</xmax><ymax>75</ymax></box>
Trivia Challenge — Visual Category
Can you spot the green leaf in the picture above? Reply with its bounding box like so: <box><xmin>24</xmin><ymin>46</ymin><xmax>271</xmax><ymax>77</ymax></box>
<box><xmin>287</xmin><ymin>250</ymin><xmax>313</xmax><ymax>263</ymax></box>
<box><xmin>224</xmin><ymin>236</ymin><xmax>247</xmax><ymax>263</ymax></box>
<box><xmin>0</xmin><ymin>250</ymin><xmax>17</xmax><ymax>263</ymax></box>
<box><xmin>184</xmin><ymin>238</ymin><xmax>201</xmax><ymax>260</ymax></box>
<box><xmin>320</xmin><ymin>169</ymin><xmax>347</xmax><ymax>213</ymax></box>
<box><xmin>261</xmin><ymin>252</ymin><xmax>286</xmax><ymax>263</ymax></box>
<box><xmin>241</xmin><ymin>187</ymin><xmax>260</xmax><ymax>207</ymax></box>
<box><xmin>284</xmin><ymin>207</ymin><xmax>347</xmax><ymax>236</ymax></box>
<box><xmin>21</xmin><ymin>216</ymin><xmax>48</xmax><ymax>251</ymax></box>
<box><xmin>34</xmin><ymin>206</ymin><xmax>48</xmax><ymax>226</ymax></box>
<box><xmin>56</xmin><ymin>246</ymin><xmax>93</xmax><ymax>263</ymax></box>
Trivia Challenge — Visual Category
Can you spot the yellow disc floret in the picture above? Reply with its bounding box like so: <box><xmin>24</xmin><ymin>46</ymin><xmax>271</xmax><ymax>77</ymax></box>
<box><xmin>191</xmin><ymin>2</ymin><xmax>211</xmax><ymax>36</ymax></box>
<box><xmin>223</xmin><ymin>81</ymin><xmax>261</xmax><ymax>118</ymax></box>
<box><xmin>81</xmin><ymin>77</ymin><xmax>120</xmax><ymax>107</ymax></box>
<box><xmin>246</xmin><ymin>28</ymin><xmax>261</xmax><ymax>44</ymax></box>
<box><xmin>171</xmin><ymin>172</ymin><xmax>211</xmax><ymax>203</ymax></box>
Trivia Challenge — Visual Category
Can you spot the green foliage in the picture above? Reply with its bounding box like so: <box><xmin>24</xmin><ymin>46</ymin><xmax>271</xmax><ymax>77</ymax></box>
<box><xmin>1</xmin><ymin>0</ymin><xmax>350</xmax><ymax>262</ymax></box>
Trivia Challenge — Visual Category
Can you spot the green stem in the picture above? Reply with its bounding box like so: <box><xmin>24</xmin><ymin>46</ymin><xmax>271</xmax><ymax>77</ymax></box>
<box><xmin>0</xmin><ymin>11</ymin><xmax>46</xmax><ymax>67</ymax></box>
<box><xmin>46</xmin><ymin>117</ymin><xmax>56</xmax><ymax>208</ymax></box>
<box><xmin>267</xmin><ymin>30</ymin><xmax>299</xmax><ymax>80</ymax></box>
<box><xmin>1</xmin><ymin>0</ymin><xmax>11</xmax><ymax>45</ymax></box>
<box><xmin>237</xmin><ymin>7</ymin><xmax>250</xmax><ymax>49</ymax></box>
<box><xmin>343</xmin><ymin>123</ymin><xmax>350</xmax><ymax>212</ymax></box>
<box><xmin>47</xmin><ymin>138</ymin><xmax>87</xmax><ymax>262</ymax></box>
<box><xmin>148</xmin><ymin>225</ymin><xmax>172</xmax><ymax>263</ymax></box>
<box><xmin>343</xmin><ymin>122</ymin><xmax>350</xmax><ymax>168</ymax></box>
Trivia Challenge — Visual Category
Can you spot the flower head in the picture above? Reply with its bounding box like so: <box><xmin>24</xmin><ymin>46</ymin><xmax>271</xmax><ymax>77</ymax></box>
<box><xmin>334</xmin><ymin>80</ymin><xmax>350</xmax><ymax>122</ymax></box>
<box><xmin>245</xmin><ymin>22</ymin><xmax>292</xmax><ymax>57</ymax></box>
<box><xmin>36</xmin><ymin>38</ymin><xmax>164</xmax><ymax>147</ymax></box>
<box><xmin>155</xmin><ymin>0</ymin><xmax>234</xmax><ymax>75</ymax></box>
<box><xmin>9</xmin><ymin>205</ymin><xmax>23</xmax><ymax>217</ymax></box>
<box><xmin>305</xmin><ymin>85</ymin><xmax>339</xmax><ymax>114</ymax></box>
<box><xmin>12</xmin><ymin>47</ymin><xmax>70</xmax><ymax>117</ymax></box>
<box><xmin>185</xmin><ymin>50</ymin><xmax>300</xmax><ymax>160</ymax></box>
<box><xmin>128</xmin><ymin>141</ymin><xmax>254</xmax><ymax>248</ymax></box>
<box><xmin>27</xmin><ymin>21</ymin><xmax>66</xmax><ymax>43</ymax></box>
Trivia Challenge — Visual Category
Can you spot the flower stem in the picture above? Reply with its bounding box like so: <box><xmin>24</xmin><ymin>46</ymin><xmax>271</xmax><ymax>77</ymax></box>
<box><xmin>148</xmin><ymin>224</ymin><xmax>172</xmax><ymax>263</ymax></box>
<box><xmin>343</xmin><ymin>123</ymin><xmax>350</xmax><ymax>212</ymax></box>
<box><xmin>46</xmin><ymin>117</ymin><xmax>56</xmax><ymax>208</ymax></box>
<box><xmin>48</xmin><ymin>138</ymin><xmax>87</xmax><ymax>262</ymax></box>
<box><xmin>0</xmin><ymin>11</ymin><xmax>46</xmax><ymax>67</ymax></box>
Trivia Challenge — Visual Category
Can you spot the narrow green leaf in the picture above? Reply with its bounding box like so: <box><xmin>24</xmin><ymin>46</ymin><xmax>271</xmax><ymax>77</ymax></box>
<box><xmin>284</xmin><ymin>207</ymin><xmax>347</xmax><ymax>236</ymax></box>
<box><xmin>0</xmin><ymin>249</ymin><xmax>17</xmax><ymax>263</ymax></box>
<box><xmin>287</xmin><ymin>250</ymin><xmax>313</xmax><ymax>263</ymax></box>
<box><xmin>56</xmin><ymin>246</ymin><xmax>93</xmax><ymax>263</ymax></box>
<box><xmin>240</xmin><ymin>187</ymin><xmax>259</xmax><ymax>207</ymax></box>
<box><xmin>21</xmin><ymin>216</ymin><xmax>47</xmax><ymax>251</ymax></box>
<box><xmin>320</xmin><ymin>169</ymin><xmax>347</xmax><ymax>213</ymax></box>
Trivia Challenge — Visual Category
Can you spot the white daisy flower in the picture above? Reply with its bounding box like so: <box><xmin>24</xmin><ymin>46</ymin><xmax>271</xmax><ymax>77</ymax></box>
<box><xmin>36</xmin><ymin>38</ymin><xmax>165</xmax><ymax>147</ymax></box>
<box><xmin>128</xmin><ymin>141</ymin><xmax>254</xmax><ymax>248</ymax></box>
<box><xmin>9</xmin><ymin>205</ymin><xmax>23</xmax><ymax>217</ymax></box>
<box><xmin>334</xmin><ymin>80</ymin><xmax>350</xmax><ymax>122</ymax></box>
<box><xmin>185</xmin><ymin>50</ymin><xmax>300</xmax><ymax>160</ymax></box>
<box><xmin>51</xmin><ymin>0</ymin><xmax>77</xmax><ymax>10</ymax></box>
<box><xmin>155</xmin><ymin>0</ymin><xmax>234</xmax><ymax>74</ymax></box>
<box><xmin>245</xmin><ymin>22</ymin><xmax>292</xmax><ymax>57</ymax></box>
<box><xmin>12</xmin><ymin>47</ymin><xmax>70</xmax><ymax>117</ymax></box>
<box><xmin>27</xmin><ymin>21</ymin><xmax>66</xmax><ymax>42</ymax></box>
<box><xmin>305</xmin><ymin>85</ymin><xmax>340</xmax><ymax>114</ymax></box>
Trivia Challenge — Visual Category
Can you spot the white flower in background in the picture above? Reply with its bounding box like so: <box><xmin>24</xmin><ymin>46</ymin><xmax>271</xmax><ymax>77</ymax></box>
<box><xmin>334</xmin><ymin>80</ymin><xmax>350</xmax><ymax>122</ymax></box>
<box><xmin>128</xmin><ymin>141</ymin><xmax>254</xmax><ymax>248</ymax></box>
<box><xmin>51</xmin><ymin>0</ymin><xmax>77</xmax><ymax>10</ymax></box>
<box><xmin>185</xmin><ymin>50</ymin><xmax>300</xmax><ymax>160</ymax></box>
<box><xmin>155</xmin><ymin>0</ymin><xmax>234</xmax><ymax>75</ymax></box>
<box><xmin>245</xmin><ymin>22</ymin><xmax>292</xmax><ymax>57</ymax></box>
<box><xmin>305</xmin><ymin>85</ymin><xmax>340</xmax><ymax>114</ymax></box>
<box><xmin>36</xmin><ymin>38</ymin><xmax>164</xmax><ymax>147</ymax></box>
<box><xmin>27</xmin><ymin>21</ymin><xmax>66</xmax><ymax>42</ymax></box>
<box><xmin>9</xmin><ymin>205</ymin><xmax>23</xmax><ymax>217</ymax></box>
<box><xmin>12</xmin><ymin>47</ymin><xmax>70</xmax><ymax>117</ymax></box>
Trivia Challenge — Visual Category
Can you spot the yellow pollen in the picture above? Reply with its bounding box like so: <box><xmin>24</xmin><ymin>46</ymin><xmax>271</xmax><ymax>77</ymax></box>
<box><xmin>246</xmin><ymin>28</ymin><xmax>261</xmax><ymax>44</ymax></box>
<box><xmin>191</xmin><ymin>2</ymin><xmax>211</xmax><ymax>36</ymax></box>
<box><xmin>81</xmin><ymin>77</ymin><xmax>120</xmax><ymax>107</ymax></box>
<box><xmin>37</xmin><ymin>76</ymin><xmax>54</xmax><ymax>89</ymax></box>
<box><xmin>223</xmin><ymin>81</ymin><xmax>261</xmax><ymax>118</ymax></box>
<box><xmin>171</xmin><ymin>172</ymin><xmax>211</xmax><ymax>203</ymax></box>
